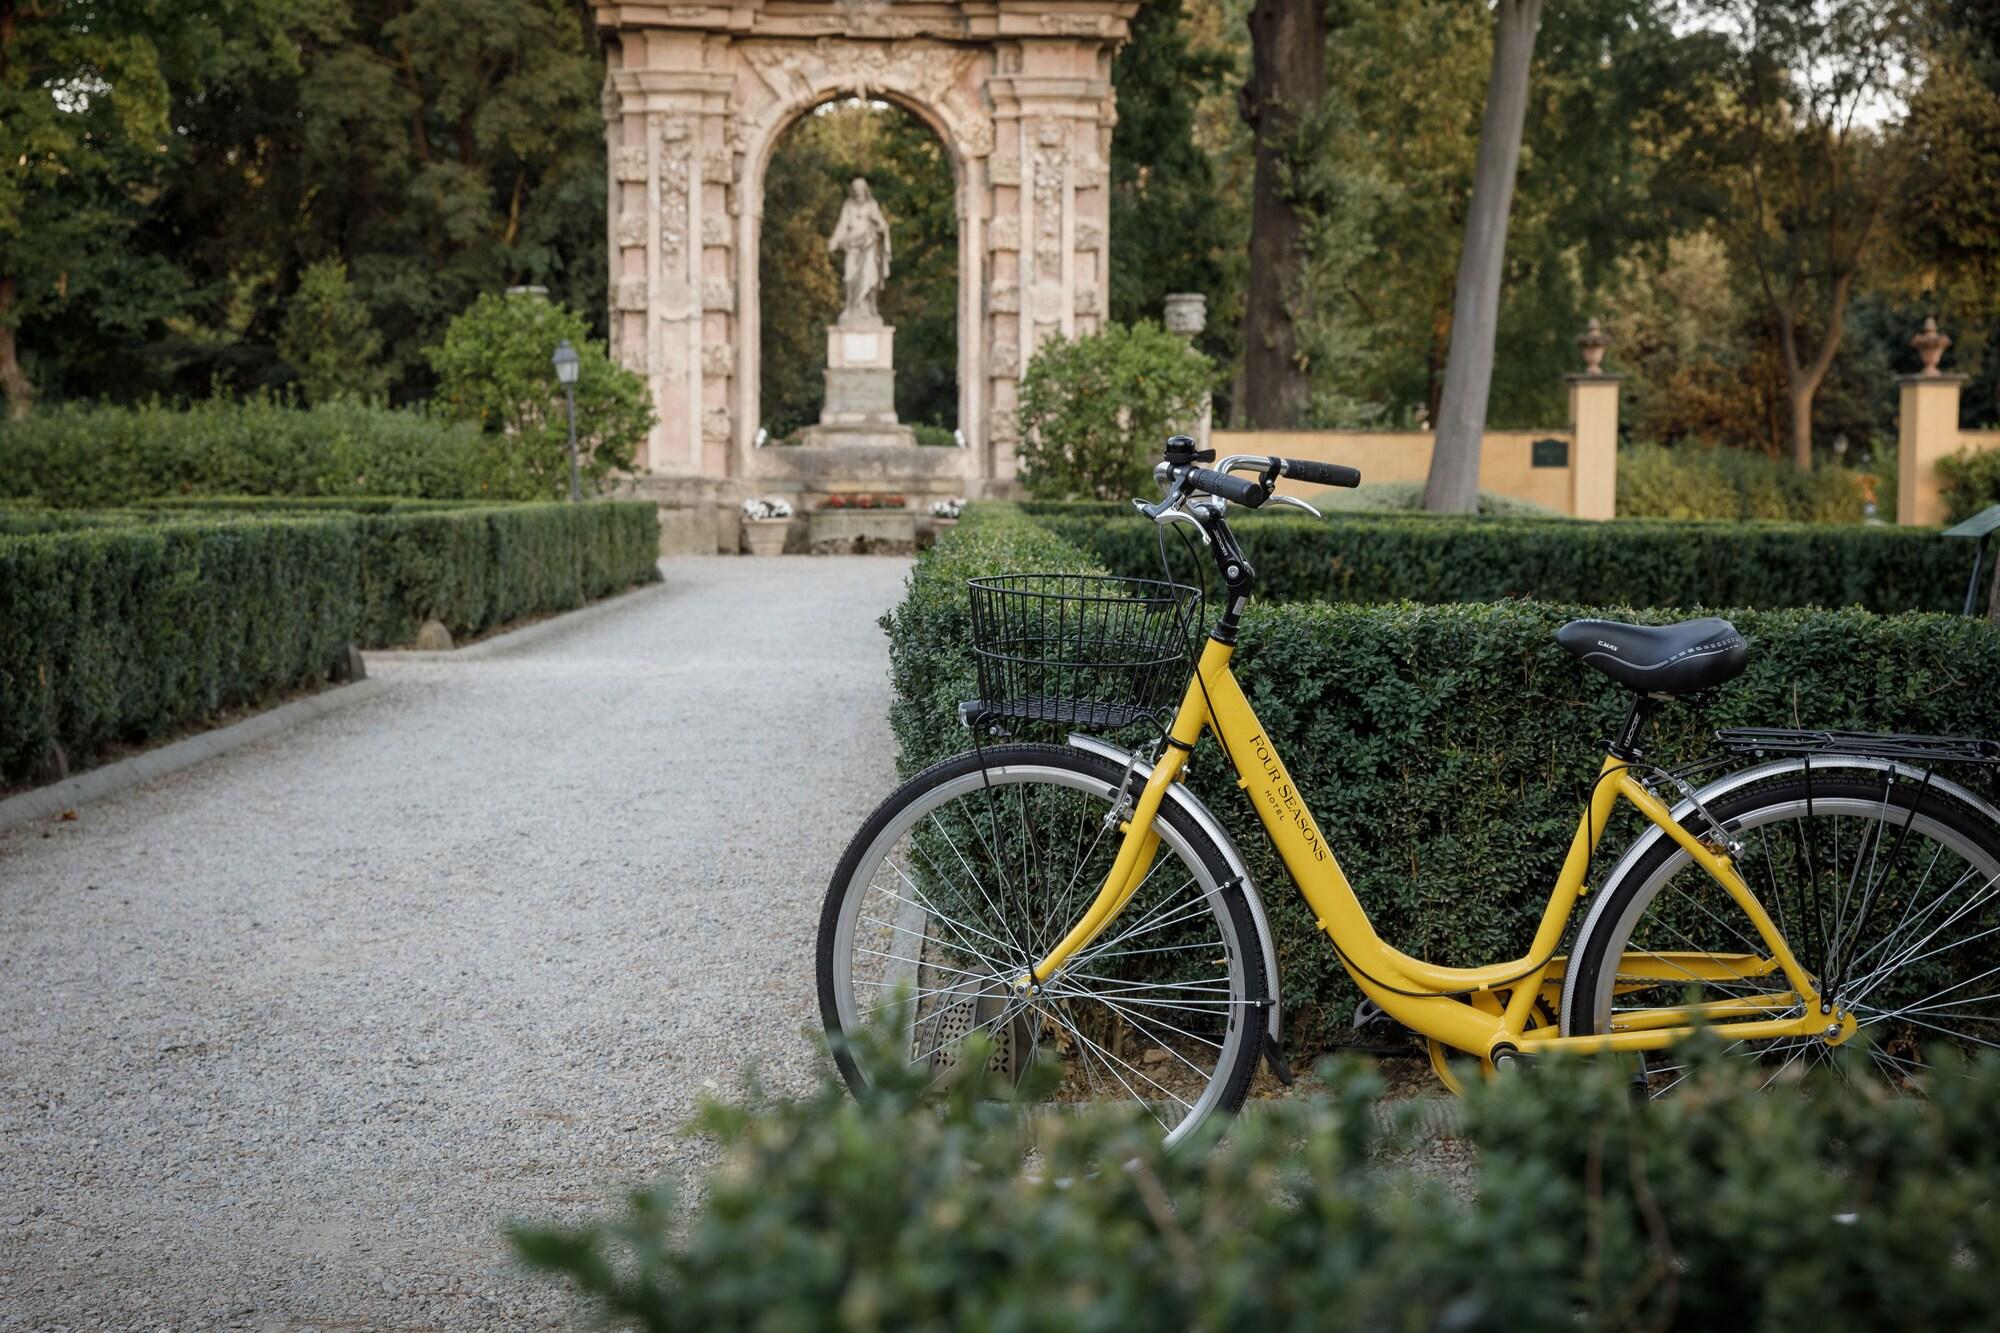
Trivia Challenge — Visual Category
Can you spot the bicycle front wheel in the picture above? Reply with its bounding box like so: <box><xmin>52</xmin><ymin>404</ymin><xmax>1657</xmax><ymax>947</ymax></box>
<box><xmin>1565</xmin><ymin>772</ymin><xmax>2000</xmax><ymax>1093</ymax></box>
<box><xmin>816</xmin><ymin>743</ymin><xmax>1267</xmax><ymax>1150</ymax></box>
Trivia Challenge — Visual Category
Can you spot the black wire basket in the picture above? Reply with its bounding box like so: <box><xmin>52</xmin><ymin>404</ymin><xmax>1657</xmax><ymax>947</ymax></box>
<box><xmin>966</xmin><ymin>573</ymin><xmax>1203</xmax><ymax>730</ymax></box>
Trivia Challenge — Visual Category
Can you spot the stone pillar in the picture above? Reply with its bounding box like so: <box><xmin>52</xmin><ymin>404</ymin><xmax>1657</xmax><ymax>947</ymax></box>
<box><xmin>984</xmin><ymin>32</ymin><xmax>1119</xmax><ymax>482</ymax></box>
<box><xmin>803</xmin><ymin>323</ymin><xmax>916</xmax><ymax>448</ymax></box>
<box><xmin>605</xmin><ymin>53</ymin><xmax>739</xmax><ymax>484</ymax></box>
<box><xmin>1898</xmin><ymin>320</ymin><xmax>1966</xmax><ymax>527</ymax></box>
<box><xmin>1566</xmin><ymin>373</ymin><xmax>1622</xmax><ymax>522</ymax></box>
<box><xmin>1562</xmin><ymin>318</ymin><xmax>1620</xmax><ymax>520</ymax></box>
<box><xmin>1164</xmin><ymin>292</ymin><xmax>1211</xmax><ymax>449</ymax></box>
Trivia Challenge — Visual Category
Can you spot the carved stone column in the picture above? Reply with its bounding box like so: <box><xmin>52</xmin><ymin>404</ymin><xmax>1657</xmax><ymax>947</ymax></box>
<box><xmin>983</xmin><ymin>25</ymin><xmax>1120</xmax><ymax>481</ymax></box>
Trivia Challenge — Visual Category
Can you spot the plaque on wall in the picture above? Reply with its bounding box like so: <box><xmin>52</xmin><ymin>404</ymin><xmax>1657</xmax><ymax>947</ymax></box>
<box><xmin>1532</xmin><ymin>437</ymin><xmax>1569</xmax><ymax>468</ymax></box>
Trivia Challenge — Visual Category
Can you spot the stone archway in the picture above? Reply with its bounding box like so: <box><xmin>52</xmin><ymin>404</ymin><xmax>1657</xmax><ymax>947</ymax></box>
<box><xmin>590</xmin><ymin>1</ymin><xmax>1139</xmax><ymax>552</ymax></box>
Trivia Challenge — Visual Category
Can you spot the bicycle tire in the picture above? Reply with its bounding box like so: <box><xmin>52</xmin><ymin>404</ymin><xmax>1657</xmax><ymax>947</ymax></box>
<box><xmin>817</xmin><ymin>743</ymin><xmax>1267</xmax><ymax>1149</ymax></box>
<box><xmin>1565</xmin><ymin>774</ymin><xmax>2000</xmax><ymax>1092</ymax></box>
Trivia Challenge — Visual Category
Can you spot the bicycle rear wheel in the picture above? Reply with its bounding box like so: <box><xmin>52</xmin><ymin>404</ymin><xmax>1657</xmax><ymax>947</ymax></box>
<box><xmin>1565</xmin><ymin>772</ymin><xmax>2000</xmax><ymax>1093</ymax></box>
<box><xmin>817</xmin><ymin>743</ymin><xmax>1267</xmax><ymax>1150</ymax></box>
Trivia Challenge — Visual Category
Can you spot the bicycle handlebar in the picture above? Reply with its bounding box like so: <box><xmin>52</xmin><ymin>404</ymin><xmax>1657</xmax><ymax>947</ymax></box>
<box><xmin>1184</xmin><ymin>467</ymin><xmax>1266</xmax><ymax>507</ymax></box>
<box><xmin>1278</xmin><ymin>458</ymin><xmax>1362</xmax><ymax>489</ymax></box>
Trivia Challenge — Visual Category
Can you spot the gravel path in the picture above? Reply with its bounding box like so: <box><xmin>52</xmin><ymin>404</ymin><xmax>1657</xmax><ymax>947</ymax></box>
<box><xmin>0</xmin><ymin>556</ymin><xmax>913</xmax><ymax>1332</ymax></box>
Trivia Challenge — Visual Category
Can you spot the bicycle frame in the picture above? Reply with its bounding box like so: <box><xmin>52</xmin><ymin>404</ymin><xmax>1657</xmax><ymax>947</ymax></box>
<box><xmin>1027</xmin><ymin>634</ymin><xmax>1851</xmax><ymax>1067</ymax></box>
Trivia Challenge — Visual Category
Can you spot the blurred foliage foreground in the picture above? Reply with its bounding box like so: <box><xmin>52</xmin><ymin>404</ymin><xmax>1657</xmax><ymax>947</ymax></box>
<box><xmin>514</xmin><ymin>1029</ymin><xmax>2000</xmax><ymax>1332</ymax></box>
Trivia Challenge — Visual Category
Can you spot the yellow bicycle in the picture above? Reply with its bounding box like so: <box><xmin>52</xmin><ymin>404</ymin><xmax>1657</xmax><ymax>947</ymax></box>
<box><xmin>819</xmin><ymin>437</ymin><xmax>2000</xmax><ymax>1147</ymax></box>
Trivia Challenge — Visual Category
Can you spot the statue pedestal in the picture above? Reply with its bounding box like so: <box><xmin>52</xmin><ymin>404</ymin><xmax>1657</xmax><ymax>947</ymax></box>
<box><xmin>800</xmin><ymin>322</ymin><xmax>915</xmax><ymax>448</ymax></box>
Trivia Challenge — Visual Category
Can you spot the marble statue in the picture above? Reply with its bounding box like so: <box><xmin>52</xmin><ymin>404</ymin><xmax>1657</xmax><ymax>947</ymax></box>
<box><xmin>828</xmin><ymin>178</ymin><xmax>892</xmax><ymax>324</ymax></box>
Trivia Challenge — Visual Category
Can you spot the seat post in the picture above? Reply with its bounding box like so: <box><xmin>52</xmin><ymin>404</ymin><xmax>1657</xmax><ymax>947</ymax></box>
<box><xmin>1609</xmin><ymin>694</ymin><xmax>1656</xmax><ymax>762</ymax></box>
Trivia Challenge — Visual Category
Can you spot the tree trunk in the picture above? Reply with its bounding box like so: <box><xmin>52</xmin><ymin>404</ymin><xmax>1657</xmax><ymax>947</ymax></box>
<box><xmin>1787</xmin><ymin>382</ymin><xmax>1816</xmax><ymax>470</ymax></box>
<box><xmin>1239</xmin><ymin>0</ymin><xmax>1326</xmax><ymax>430</ymax></box>
<box><xmin>0</xmin><ymin>275</ymin><xmax>31</xmax><ymax>421</ymax></box>
<box><xmin>1423</xmin><ymin>0</ymin><xmax>1543</xmax><ymax>513</ymax></box>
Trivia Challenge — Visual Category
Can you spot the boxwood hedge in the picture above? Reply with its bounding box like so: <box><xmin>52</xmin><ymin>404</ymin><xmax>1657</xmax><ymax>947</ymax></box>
<box><xmin>517</xmin><ymin>1033</ymin><xmax>2000</xmax><ymax>1331</ymax></box>
<box><xmin>347</xmin><ymin>501</ymin><xmax>661</xmax><ymax>646</ymax></box>
<box><xmin>0</xmin><ymin>397</ymin><xmax>507</xmax><ymax>506</ymax></box>
<box><xmin>887</xmin><ymin>514</ymin><xmax>2000</xmax><ymax>1052</ymax></box>
<box><xmin>1</xmin><ymin>518</ymin><xmax>361</xmax><ymax>783</ymax></box>
<box><xmin>1</xmin><ymin>500</ymin><xmax>661</xmax><ymax>784</ymax></box>
<box><xmin>1022</xmin><ymin>503</ymin><xmax>1967</xmax><ymax>613</ymax></box>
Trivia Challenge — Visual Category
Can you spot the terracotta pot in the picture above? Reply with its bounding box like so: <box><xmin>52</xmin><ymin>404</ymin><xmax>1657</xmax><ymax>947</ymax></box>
<box><xmin>742</xmin><ymin>517</ymin><xmax>790</xmax><ymax>556</ymax></box>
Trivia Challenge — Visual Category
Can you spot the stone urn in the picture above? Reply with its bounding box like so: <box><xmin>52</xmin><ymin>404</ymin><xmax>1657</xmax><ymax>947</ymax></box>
<box><xmin>1912</xmin><ymin>317</ymin><xmax>1952</xmax><ymax>375</ymax></box>
<box><xmin>742</xmin><ymin>518</ymin><xmax>790</xmax><ymax>556</ymax></box>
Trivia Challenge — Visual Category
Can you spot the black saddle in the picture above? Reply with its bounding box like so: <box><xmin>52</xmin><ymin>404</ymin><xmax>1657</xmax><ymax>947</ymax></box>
<box><xmin>1555</xmin><ymin>617</ymin><xmax>1747</xmax><ymax>695</ymax></box>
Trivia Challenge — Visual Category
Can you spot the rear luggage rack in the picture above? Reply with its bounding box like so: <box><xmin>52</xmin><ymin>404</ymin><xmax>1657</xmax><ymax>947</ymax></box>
<box><xmin>1716</xmin><ymin>728</ymin><xmax>2000</xmax><ymax>767</ymax></box>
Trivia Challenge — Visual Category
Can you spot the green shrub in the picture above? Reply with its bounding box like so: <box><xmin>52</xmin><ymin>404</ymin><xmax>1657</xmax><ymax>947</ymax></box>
<box><xmin>278</xmin><ymin>260</ymin><xmax>389</xmax><ymax>404</ymax></box>
<box><xmin>134</xmin><ymin>495</ymin><xmax>486</xmax><ymax>516</ymax></box>
<box><xmin>1025</xmin><ymin>505</ymin><xmax>1966</xmax><ymax>614</ymax></box>
<box><xmin>427</xmin><ymin>292</ymin><xmax>654</xmax><ymax>500</ymax></box>
<box><xmin>1015</xmin><ymin>321</ymin><xmax>1212</xmax><ymax>501</ymax></box>
<box><xmin>0</xmin><ymin>501</ymin><xmax>659</xmax><ymax>782</ymax></box>
<box><xmin>1939</xmin><ymin>444</ymin><xmax>2000</xmax><ymax>524</ymax></box>
<box><xmin>350</xmin><ymin>501</ymin><xmax>660</xmax><ymax>646</ymax></box>
<box><xmin>0</xmin><ymin>396</ymin><xmax>515</xmax><ymax>506</ymax></box>
<box><xmin>888</xmin><ymin>516</ymin><xmax>2000</xmax><ymax>1052</ymax></box>
<box><xmin>1619</xmin><ymin>442</ymin><xmax>1866</xmax><ymax>522</ymax></box>
<box><xmin>0</xmin><ymin>519</ymin><xmax>360</xmax><ymax>782</ymax></box>
<box><xmin>515</xmin><ymin>1035</ymin><xmax>2000</xmax><ymax>1331</ymax></box>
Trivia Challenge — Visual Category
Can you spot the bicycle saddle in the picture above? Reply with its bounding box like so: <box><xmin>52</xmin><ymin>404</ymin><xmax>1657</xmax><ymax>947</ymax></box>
<box><xmin>1554</xmin><ymin>617</ymin><xmax>1747</xmax><ymax>695</ymax></box>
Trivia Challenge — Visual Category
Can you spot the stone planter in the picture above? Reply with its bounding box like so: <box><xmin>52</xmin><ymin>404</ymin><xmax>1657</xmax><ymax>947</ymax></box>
<box><xmin>808</xmin><ymin>508</ymin><xmax>917</xmax><ymax>554</ymax></box>
<box><xmin>742</xmin><ymin>517</ymin><xmax>791</xmax><ymax>556</ymax></box>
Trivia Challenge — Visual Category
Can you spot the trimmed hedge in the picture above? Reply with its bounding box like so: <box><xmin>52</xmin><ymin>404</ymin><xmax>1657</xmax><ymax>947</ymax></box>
<box><xmin>517</xmin><ymin>1039</ymin><xmax>2000</xmax><ymax>1330</ymax></box>
<box><xmin>349</xmin><ymin>501</ymin><xmax>661</xmax><ymax>646</ymax></box>
<box><xmin>1</xmin><ymin>519</ymin><xmax>361</xmax><ymax>782</ymax></box>
<box><xmin>0</xmin><ymin>397</ymin><xmax>515</xmax><ymax>507</ymax></box>
<box><xmin>0</xmin><ymin>500</ymin><xmax>660</xmax><ymax>783</ymax></box>
<box><xmin>1021</xmin><ymin>504</ymin><xmax>1967</xmax><ymax>613</ymax></box>
<box><xmin>888</xmin><ymin>516</ymin><xmax>2000</xmax><ymax>1052</ymax></box>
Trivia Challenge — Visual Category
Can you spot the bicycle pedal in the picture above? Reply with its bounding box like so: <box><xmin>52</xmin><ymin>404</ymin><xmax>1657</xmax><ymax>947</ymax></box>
<box><xmin>1352</xmin><ymin>999</ymin><xmax>1396</xmax><ymax>1036</ymax></box>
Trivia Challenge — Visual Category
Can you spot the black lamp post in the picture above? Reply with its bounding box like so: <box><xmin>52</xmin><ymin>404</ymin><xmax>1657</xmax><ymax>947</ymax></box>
<box><xmin>552</xmin><ymin>339</ymin><xmax>581</xmax><ymax>502</ymax></box>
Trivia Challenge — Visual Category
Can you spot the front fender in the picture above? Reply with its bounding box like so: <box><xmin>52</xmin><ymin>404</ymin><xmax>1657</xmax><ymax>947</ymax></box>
<box><xmin>1066</xmin><ymin>733</ymin><xmax>1285</xmax><ymax>1048</ymax></box>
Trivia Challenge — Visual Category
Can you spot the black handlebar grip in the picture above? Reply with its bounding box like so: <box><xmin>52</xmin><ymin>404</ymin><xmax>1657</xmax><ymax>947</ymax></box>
<box><xmin>1280</xmin><ymin>457</ymin><xmax>1362</xmax><ymax>489</ymax></box>
<box><xmin>1185</xmin><ymin>467</ymin><xmax>1266</xmax><ymax>508</ymax></box>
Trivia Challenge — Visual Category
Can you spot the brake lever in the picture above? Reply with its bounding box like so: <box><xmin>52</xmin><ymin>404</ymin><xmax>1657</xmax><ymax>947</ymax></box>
<box><xmin>1155</xmin><ymin>507</ymin><xmax>1211</xmax><ymax>545</ymax></box>
<box><xmin>1264</xmin><ymin>494</ymin><xmax>1324</xmax><ymax>519</ymax></box>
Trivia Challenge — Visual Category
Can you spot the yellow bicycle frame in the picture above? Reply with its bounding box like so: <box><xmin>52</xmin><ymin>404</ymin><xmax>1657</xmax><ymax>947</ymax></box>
<box><xmin>1028</xmin><ymin>635</ymin><xmax>1851</xmax><ymax>1068</ymax></box>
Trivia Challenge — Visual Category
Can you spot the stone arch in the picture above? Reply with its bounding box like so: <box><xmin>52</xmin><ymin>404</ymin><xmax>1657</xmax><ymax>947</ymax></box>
<box><xmin>590</xmin><ymin>1</ymin><xmax>1138</xmax><ymax>552</ymax></box>
<box><xmin>734</xmin><ymin>71</ymin><xmax>982</xmax><ymax>468</ymax></box>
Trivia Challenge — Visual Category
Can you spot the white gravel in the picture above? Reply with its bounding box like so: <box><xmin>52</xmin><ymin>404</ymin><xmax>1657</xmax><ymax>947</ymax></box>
<box><xmin>0</xmin><ymin>555</ymin><xmax>913</xmax><ymax>1331</ymax></box>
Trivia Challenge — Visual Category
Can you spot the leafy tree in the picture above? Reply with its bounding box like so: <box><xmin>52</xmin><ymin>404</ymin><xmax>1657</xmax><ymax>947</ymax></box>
<box><xmin>426</xmin><ymin>292</ymin><xmax>653</xmax><ymax>499</ymax></box>
<box><xmin>278</xmin><ymin>260</ymin><xmax>388</xmax><ymax>402</ymax></box>
<box><xmin>1685</xmin><ymin>0</ymin><xmax>1909</xmax><ymax>469</ymax></box>
<box><xmin>118</xmin><ymin>0</ymin><xmax>608</xmax><ymax>404</ymax></box>
<box><xmin>0</xmin><ymin>1</ymin><xmax>252</xmax><ymax>416</ymax></box>
<box><xmin>1107</xmin><ymin>0</ymin><xmax>1237</xmax><ymax>349</ymax></box>
<box><xmin>1015</xmin><ymin>321</ymin><xmax>1212</xmax><ymax>501</ymax></box>
<box><xmin>757</xmin><ymin>100</ymin><xmax>956</xmax><ymax>437</ymax></box>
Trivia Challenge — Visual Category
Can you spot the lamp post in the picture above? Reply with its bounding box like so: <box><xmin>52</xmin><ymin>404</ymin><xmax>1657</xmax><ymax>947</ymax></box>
<box><xmin>552</xmin><ymin>339</ymin><xmax>581</xmax><ymax>502</ymax></box>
